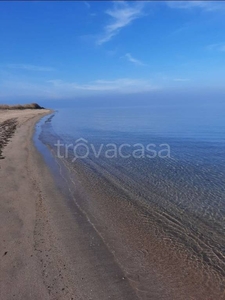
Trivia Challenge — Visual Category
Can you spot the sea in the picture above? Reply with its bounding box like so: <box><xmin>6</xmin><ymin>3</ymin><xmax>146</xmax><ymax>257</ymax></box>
<box><xmin>34</xmin><ymin>94</ymin><xmax>225</xmax><ymax>298</ymax></box>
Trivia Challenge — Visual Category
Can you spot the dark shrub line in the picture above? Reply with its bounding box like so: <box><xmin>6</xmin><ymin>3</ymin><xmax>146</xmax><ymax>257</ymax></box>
<box><xmin>0</xmin><ymin>103</ymin><xmax>44</xmax><ymax>110</ymax></box>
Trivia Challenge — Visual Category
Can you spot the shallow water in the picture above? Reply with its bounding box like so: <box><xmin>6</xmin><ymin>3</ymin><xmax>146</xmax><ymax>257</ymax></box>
<box><xmin>36</xmin><ymin>100</ymin><xmax>225</xmax><ymax>299</ymax></box>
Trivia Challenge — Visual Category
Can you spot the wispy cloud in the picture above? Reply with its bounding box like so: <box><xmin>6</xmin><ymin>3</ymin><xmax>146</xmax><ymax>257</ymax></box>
<box><xmin>0</xmin><ymin>79</ymin><xmax>53</xmax><ymax>99</ymax></box>
<box><xmin>167</xmin><ymin>1</ymin><xmax>224</xmax><ymax>11</ymax></box>
<box><xmin>0</xmin><ymin>77</ymin><xmax>158</xmax><ymax>99</ymax></box>
<box><xmin>97</xmin><ymin>2</ymin><xmax>145</xmax><ymax>45</ymax></box>
<box><xmin>206</xmin><ymin>43</ymin><xmax>225</xmax><ymax>52</ymax></box>
<box><xmin>1</xmin><ymin>68</ymin><xmax>158</xmax><ymax>98</ymax></box>
<box><xmin>124</xmin><ymin>53</ymin><xmax>146</xmax><ymax>66</ymax></box>
<box><xmin>84</xmin><ymin>1</ymin><xmax>90</xmax><ymax>9</ymax></box>
<box><xmin>48</xmin><ymin>78</ymin><xmax>157</xmax><ymax>94</ymax></box>
<box><xmin>173</xmin><ymin>78</ymin><xmax>190</xmax><ymax>82</ymax></box>
<box><xmin>6</xmin><ymin>64</ymin><xmax>55</xmax><ymax>72</ymax></box>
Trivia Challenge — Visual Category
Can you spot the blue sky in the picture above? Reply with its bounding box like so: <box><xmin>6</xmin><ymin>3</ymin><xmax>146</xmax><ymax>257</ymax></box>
<box><xmin>0</xmin><ymin>1</ymin><xmax>225</xmax><ymax>101</ymax></box>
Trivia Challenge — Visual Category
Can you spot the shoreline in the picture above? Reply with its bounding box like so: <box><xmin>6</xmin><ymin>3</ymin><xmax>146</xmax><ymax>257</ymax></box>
<box><xmin>0</xmin><ymin>109</ymin><xmax>224</xmax><ymax>299</ymax></box>
<box><xmin>0</xmin><ymin>111</ymin><xmax>138</xmax><ymax>299</ymax></box>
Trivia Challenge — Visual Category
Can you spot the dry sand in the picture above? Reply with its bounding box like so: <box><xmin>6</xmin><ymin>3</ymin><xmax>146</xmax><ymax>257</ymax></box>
<box><xmin>0</xmin><ymin>110</ymin><xmax>52</xmax><ymax>299</ymax></box>
<box><xmin>0</xmin><ymin>110</ymin><xmax>137</xmax><ymax>300</ymax></box>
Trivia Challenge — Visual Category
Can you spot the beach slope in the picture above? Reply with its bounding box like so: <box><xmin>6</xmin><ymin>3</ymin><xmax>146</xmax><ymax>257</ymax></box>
<box><xmin>0</xmin><ymin>110</ymin><xmax>52</xmax><ymax>299</ymax></box>
<box><xmin>0</xmin><ymin>110</ymin><xmax>138</xmax><ymax>300</ymax></box>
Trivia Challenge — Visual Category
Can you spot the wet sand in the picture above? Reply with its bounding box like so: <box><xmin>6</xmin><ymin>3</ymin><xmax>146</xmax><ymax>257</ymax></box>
<box><xmin>1</xmin><ymin>109</ymin><xmax>225</xmax><ymax>300</ymax></box>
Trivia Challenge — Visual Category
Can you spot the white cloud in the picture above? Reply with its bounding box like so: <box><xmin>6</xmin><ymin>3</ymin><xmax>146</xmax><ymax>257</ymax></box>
<box><xmin>84</xmin><ymin>1</ymin><xmax>90</xmax><ymax>9</ymax></box>
<box><xmin>167</xmin><ymin>1</ymin><xmax>224</xmax><ymax>11</ymax></box>
<box><xmin>124</xmin><ymin>53</ymin><xmax>146</xmax><ymax>66</ymax></box>
<box><xmin>48</xmin><ymin>78</ymin><xmax>157</xmax><ymax>94</ymax></box>
<box><xmin>0</xmin><ymin>79</ymin><xmax>53</xmax><ymax>98</ymax></box>
<box><xmin>6</xmin><ymin>64</ymin><xmax>55</xmax><ymax>72</ymax></box>
<box><xmin>97</xmin><ymin>2</ymin><xmax>145</xmax><ymax>45</ymax></box>
<box><xmin>207</xmin><ymin>43</ymin><xmax>225</xmax><ymax>52</ymax></box>
<box><xmin>173</xmin><ymin>78</ymin><xmax>190</xmax><ymax>82</ymax></box>
<box><xmin>0</xmin><ymin>77</ymin><xmax>158</xmax><ymax>99</ymax></box>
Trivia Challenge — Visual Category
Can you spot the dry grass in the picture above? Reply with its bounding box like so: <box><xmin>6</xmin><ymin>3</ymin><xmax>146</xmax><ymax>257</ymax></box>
<box><xmin>0</xmin><ymin>103</ymin><xmax>45</xmax><ymax>110</ymax></box>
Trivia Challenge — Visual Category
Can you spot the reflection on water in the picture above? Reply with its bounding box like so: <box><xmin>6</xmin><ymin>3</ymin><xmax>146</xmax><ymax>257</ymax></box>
<box><xmin>38</xmin><ymin>100</ymin><xmax>225</xmax><ymax>299</ymax></box>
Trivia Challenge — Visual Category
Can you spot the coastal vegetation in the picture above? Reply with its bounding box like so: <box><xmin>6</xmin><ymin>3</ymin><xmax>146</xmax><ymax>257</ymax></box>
<box><xmin>0</xmin><ymin>103</ymin><xmax>44</xmax><ymax>110</ymax></box>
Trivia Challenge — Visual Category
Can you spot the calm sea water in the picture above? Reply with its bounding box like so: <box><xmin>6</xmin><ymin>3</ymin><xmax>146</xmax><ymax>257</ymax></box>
<box><xmin>37</xmin><ymin>98</ymin><xmax>225</xmax><ymax>295</ymax></box>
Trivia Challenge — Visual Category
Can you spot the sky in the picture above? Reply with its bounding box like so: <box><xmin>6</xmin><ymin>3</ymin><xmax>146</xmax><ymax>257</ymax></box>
<box><xmin>0</xmin><ymin>1</ymin><xmax>225</xmax><ymax>103</ymax></box>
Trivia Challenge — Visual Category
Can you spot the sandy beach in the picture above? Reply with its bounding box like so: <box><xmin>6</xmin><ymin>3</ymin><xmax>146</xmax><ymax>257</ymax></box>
<box><xmin>0</xmin><ymin>110</ymin><xmax>52</xmax><ymax>299</ymax></box>
<box><xmin>0</xmin><ymin>110</ymin><xmax>138</xmax><ymax>300</ymax></box>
